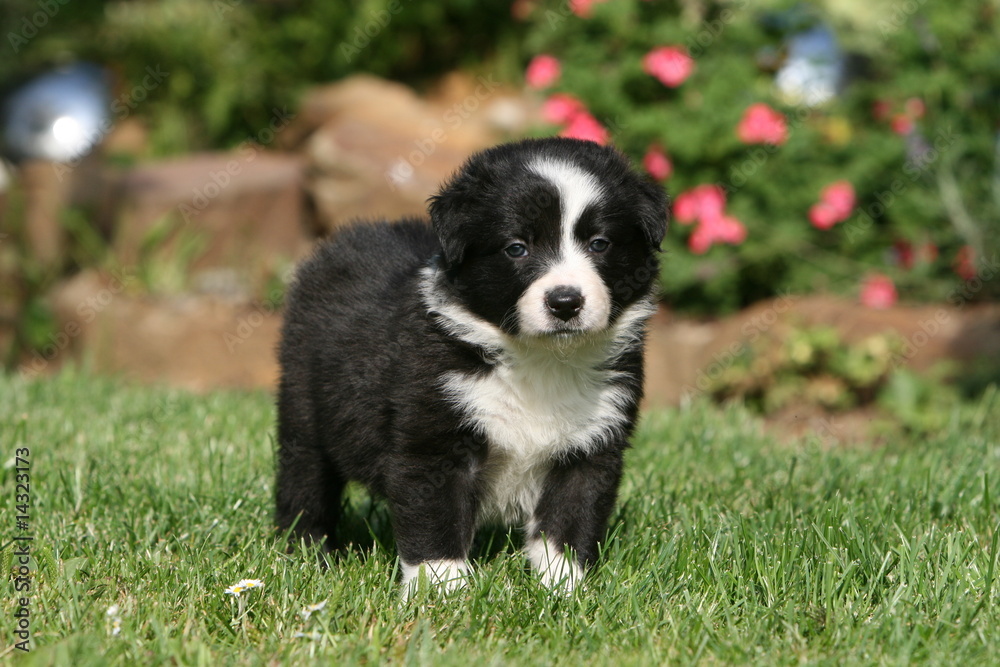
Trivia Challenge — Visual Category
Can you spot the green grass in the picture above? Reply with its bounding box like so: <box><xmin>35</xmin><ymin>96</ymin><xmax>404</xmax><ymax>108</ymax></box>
<box><xmin>2</xmin><ymin>370</ymin><xmax>999</xmax><ymax>665</ymax></box>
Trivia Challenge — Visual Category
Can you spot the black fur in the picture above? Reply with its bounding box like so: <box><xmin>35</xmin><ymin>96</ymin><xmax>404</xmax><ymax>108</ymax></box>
<box><xmin>275</xmin><ymin>137</ymin><xmax>668</xmax><ymax>584</ymax></box>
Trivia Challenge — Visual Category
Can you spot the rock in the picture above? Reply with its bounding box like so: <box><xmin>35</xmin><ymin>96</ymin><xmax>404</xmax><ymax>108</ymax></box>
<box><xmin>29</xmin><ymin>275</ymin><xmax>997</xmax><ymax>402</ymax></box>
<box><xmin>112</xmin><ymin>151</ymin><xmax>310</xmax><ymax>296</ymax></box>
<box><xmin>642</xmin><ymin>294</ymin><xmax>1000</xmax><ymax>408</ymax></box>
<box><xmin>24</xmin><ymin>269</ymin><xmax>280</xmax><ymax>391</ymax></box>
<box><xmin>298</xmin><ymin>75</ymin><xmax>517</xmax><ymax>231</ymax></box>
<box><xmin>102</xmin><ymin>117</ymin><xmax>150</xmax><ymax>159</ymax></box>
<box><xmin>18</xmin><ymin>160</ymin><xmax>74</xmax><ymax>268</ymax></box>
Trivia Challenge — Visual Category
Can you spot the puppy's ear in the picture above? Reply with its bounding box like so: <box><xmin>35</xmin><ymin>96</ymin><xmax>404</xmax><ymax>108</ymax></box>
<box><xmin>428</xmin><ymin>179</ymin><xmax>472</xmax><ymax>268</ymax></box>
<box><xmin>636</xmin><ymin>179</ymin><xmax>670</xmax><ymax>250</ymax></box>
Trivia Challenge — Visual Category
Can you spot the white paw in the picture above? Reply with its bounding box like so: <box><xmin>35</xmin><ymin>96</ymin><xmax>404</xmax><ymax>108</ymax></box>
<box><xmin>525</xmin><ymin>537</ymin><xmax>584</xmax><ymax>592</ymax></box>
<box><xmin>400</xmin><ymin>558</ymin><xmax>471</xmax><ymax>599</ymax></box>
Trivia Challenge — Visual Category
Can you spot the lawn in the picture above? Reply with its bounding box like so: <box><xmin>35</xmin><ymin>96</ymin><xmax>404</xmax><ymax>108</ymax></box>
<box><xmin>2</xmin><ymin>370</ymin><xmax>998</xmax><ymax>665</ymax></box>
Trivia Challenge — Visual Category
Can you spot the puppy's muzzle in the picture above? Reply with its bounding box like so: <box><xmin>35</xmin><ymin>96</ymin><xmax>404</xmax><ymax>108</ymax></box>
<box><xmin>546</xmin><ymin>286</ymin><xmax>584</xmax><ymax>322</ymax></box>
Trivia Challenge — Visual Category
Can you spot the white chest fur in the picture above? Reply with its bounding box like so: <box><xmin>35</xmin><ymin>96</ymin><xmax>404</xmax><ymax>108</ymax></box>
<box><xmin>440</xmin><ymin>344</ymin><xmax>631</xmax><ymax>524</ymax></box>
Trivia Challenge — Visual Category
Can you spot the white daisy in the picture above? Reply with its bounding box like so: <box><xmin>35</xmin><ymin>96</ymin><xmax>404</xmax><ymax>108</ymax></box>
<box><xmin>300</xmin><ymin>600</ymin><xmax>327</xmax><ymax>620</ymax></box>
<box><xmin>225</xmin><ymin>578</ymin><xmax>264</xmax><ymax>596</ymax></box>
<box><xmin>106</xmin><ymin>604</ymin><xmax>123</xmax><ymax>637</ymax></box>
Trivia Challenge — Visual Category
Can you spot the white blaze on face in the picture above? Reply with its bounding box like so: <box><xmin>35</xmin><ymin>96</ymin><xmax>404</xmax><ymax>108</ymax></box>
<box><xmin>518</xmin><ymin>159</ymin><xmax>611</xmax><ymax>336</ymax></box>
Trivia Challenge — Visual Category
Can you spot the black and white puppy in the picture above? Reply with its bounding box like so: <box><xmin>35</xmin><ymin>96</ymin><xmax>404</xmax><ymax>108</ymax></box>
<box><xmin>276</xmin><ymin>137</ymin><xmax>667</xmax><ymax>595</ymax></box>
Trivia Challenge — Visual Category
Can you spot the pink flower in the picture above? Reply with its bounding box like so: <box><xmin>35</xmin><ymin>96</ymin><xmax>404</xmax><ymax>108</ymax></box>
<box><xmin>820</xmin><ymin>181</ymin><xmax>855</xmax><ymax>219</ymax></box>
<box><xmin>809</xmin><ymin>181</ymin><xmax>855</xmax><ymax>229</ymax></box>
<box><xmin>525</xmin><ymin>55</ymin><xmax>561</xmax><ymax>89</ymax></box>
<box><xmin>673</xmin><ymin>191</ymin><xmax>700</xmax><ymax>224</ymax></box>
<box><xmin>737</xmin><ymin>103</ymin><xmax>788</xmax><ymax>145</ymax></box>
<box><xmin>688</xmin><ymin>215</ymin><xmax>746</xmax><ymax>254</ymax></box>
<box><xmin>860</xmin><ymin>274</ymin><xmax>898</xmax><ymax>309</ymax></box>
<box><xmin>642</xmin><ymin>47</ymin><xmax>694</xmax><ymax>88</ymax></box>
<box><xmin>559</xmin><ymin>111</ymin><xmax>609</xmax><ymax>145</ymax></box>
<box><xmin>707</xmin><ymin>215</ymin><xmax>747</xmax><ymax>244</ymax></box>
<box><xmin>642</xmin><ymin>145</ymin><xmax>672</xmax><ymax>181</ymax></box>
<box><xmin>688</xmin><ymin>225</ymin><xmax>713</xmax><ymax>254</ymax></box>
<box><xmin>809</xmin><ymin>203</ymin><xmax>840</xmax><ymax>230</ymax></box>
<box><xmin>541</xmin><ymin>93</ymin><xmax>585</xmax><ymax>125</ymax></box>
<box><xmin>570</xmin><ymin>0</ymin><xmax>605</xmax><ymax>17</ymax></box>
<box><xmin>891</xmin><ymin>114</ymin><xmax>914</xmax><ymax>136</ymax></box>
<box><xmin>673</xmin><ymin>185</ymin><xmax>725</xmax><ymax>225</ymax></box>
<box><xmin>675</xmin><ymin>184</ymin><xmax>745</xmax><ymax>253</ymax></box>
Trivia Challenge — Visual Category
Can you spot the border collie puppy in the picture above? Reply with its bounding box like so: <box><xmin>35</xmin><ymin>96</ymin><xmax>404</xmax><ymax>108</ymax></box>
<box><xmin>276</xmin><ymin>137</ymin><xmax>667</xmax><ymax>595</ymax></box>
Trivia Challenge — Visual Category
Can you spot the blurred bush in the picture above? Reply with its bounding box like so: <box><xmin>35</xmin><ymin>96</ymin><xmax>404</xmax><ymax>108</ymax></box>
<box><xmin>3</xmin><ymin>0</ymin><xmax>998</xmax><ymax>316</ymax></box>
<box><xmin>520</xmin><ymin>0</ymin><xmax>1000</xmax><ymax>312</ymax></box>
<box><xmin>1</xmin><ymin>0</ymin><xmax>519</xmax><ymax>153</ymax></box>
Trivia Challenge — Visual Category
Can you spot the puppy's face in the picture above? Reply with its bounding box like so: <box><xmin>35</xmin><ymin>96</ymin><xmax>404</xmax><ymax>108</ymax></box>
<box><xmin>429</xmin><ymin>138</ymin><xmax>668</xmax><ymax>338</ymax></box>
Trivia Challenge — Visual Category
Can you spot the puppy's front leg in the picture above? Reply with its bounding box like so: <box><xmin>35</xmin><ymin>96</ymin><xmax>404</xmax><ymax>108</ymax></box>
<box><xmin>527</xmin><ymin>449</ymin><xmax>624</xmax><ymax>592</ymax></box>
<box><xmin>386</xmin><ymin>452</ymin><xmax>480</xmax><ymax>598</ymax></box>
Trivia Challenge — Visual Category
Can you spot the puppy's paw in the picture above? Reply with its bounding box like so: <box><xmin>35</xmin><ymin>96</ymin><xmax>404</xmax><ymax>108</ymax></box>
<box><xmin>526</xmin><ymin>537</ymin><xmax>584</xmax><ymax>593</ymax></box>
<box><xmin>400</xmin><ymin>558</ymin><xmax>471</xmax><ymax>600</ymax></box>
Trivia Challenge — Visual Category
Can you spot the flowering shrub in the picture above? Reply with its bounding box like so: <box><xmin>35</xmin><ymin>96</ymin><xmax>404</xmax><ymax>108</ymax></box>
<box><xmin>519</xmin><ymin>0</ymin><xmax>999</xmax><ymax>312</ymax></box>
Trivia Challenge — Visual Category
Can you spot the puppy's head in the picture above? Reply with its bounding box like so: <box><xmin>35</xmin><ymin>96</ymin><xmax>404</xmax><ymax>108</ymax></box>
<box><xmin>429</xmin><ymin>138</ymin><xmax>668</xmax><ymax>338</ymax></box>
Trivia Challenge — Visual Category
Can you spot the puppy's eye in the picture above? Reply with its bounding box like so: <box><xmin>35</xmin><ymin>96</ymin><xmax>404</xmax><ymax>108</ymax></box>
<box><xmin>505</xmin><ymin>243</ymin><xmax>528</xmax><ymax>258</ymax></box>
<box><xmin>588</xmin><ymin>238</ymin><xmax>610</xmax><ymax>253</ymax></box>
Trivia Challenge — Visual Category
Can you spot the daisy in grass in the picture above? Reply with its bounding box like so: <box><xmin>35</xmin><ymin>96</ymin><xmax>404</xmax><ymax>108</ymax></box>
<box><xmin>300</xmin><ymin>600</ymin><xmax>327</xmax><ymax>621</ymax></box>
<box><xmin>106</xmin><ymin>604</ymin><xmax>122</xmax><ymax>637</ymax></box>
<box><xmin>224</xmin><ymin>578</ymin><xmax>264</xmax><ymax>596</ymax></box>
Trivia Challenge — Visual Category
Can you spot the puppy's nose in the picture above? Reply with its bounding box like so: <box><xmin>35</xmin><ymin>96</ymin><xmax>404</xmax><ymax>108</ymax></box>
<box><xmin>546</xmin><ymin>286</ymin><xmax>584</xmax><ymax>321</ymax></box>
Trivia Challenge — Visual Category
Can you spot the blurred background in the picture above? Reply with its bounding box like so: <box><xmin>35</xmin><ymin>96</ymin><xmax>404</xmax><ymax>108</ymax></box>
<box><xmin>1</xmin><ymin>0</ymin><xmax>998</xmax><ymax>440</ymax></box>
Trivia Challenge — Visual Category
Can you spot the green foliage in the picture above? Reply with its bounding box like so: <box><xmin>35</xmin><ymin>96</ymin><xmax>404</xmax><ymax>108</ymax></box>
<box><xmin>521</xmin><ymin>0</ymin><xmax>1000</xmax><ymax>312</ymax></box>
<box><xmin>3</xmin><ymin>0</ymin><xmax>519</xmax><ymax>153</ymax></box>
<box><xmin>1</xmin><ymin>372</ymin><xmax>999</xmax><ymax>663</ymax></box>
<box><xmin>707</xmin><ymin>321</ymin><xmax>969</xmax><ymax>435</ymax></box>
<box><xmin>877</xmin><ymin>366</ymin><xmax>966</xmax><ymax>434</ymax></box>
